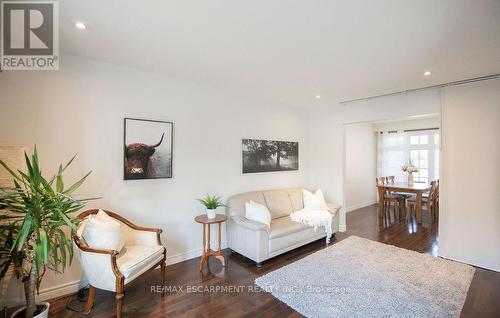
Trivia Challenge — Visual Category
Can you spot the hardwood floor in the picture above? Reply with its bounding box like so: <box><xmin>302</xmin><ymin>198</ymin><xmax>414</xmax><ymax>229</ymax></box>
<box><xmin>44</xmin><ymin>205</ymin><xmax>500</xmax><ymax>318</ymax></box>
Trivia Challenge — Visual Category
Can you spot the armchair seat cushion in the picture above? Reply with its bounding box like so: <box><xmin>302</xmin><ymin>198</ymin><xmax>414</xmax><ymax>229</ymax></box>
<box><xmin>117</xmin><ymin>245</ymin><xmax>165</xmax><ymax>278</ymax></box>
<box><xmin>269</xmin><ymin>216</ymin><xmax>309</xmax><ymax>239</ymax></box>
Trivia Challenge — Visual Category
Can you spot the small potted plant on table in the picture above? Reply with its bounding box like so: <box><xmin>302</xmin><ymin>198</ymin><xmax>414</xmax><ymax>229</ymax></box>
<box><xmin>197</xmin><ymin>194</ymin><xmax>226</xmax><ymax>219</ymax></box>
<box><xmin>0</xmin><ymin>148</ymin><xmax>92</xmax><ymax>318</ymax></box>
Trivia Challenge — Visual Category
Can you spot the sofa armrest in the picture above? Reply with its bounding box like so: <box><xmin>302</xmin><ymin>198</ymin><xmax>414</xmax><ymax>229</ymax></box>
<box><xmin>231</xmin><ymin>216</ymin><xmax>269</xmax><ymax>233</ymax></box>
<box><xmin>326</xmin><ymin>203</ymin><xmax>341</xmax><ymax>216</ymax></box>
<box><xmin>227</xmin><ymin>216</ymin><xmax>270</xmax><ymax>262</ymax></box>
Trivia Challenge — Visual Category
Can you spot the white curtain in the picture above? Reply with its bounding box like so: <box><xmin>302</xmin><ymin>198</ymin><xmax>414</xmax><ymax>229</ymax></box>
<box><xmin>377</xmin><ymin>132</ymin><xmax>408</xmax><ymax>182</ymax></box>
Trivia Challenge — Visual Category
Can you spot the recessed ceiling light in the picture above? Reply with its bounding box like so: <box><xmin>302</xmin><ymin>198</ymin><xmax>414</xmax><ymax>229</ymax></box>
<box><xmin>315</xmin><ymin>95</ymin><xmax>321</xmax><ymax>99</ymax></box>
<box><xmin>75</xmin><ymin>22</ymin><xmax>87</xmax><ymax>30</ymax></box>
<box><xmin>424</xmin><ymin>70</ymin><xmax>431</xmax><ymax>77</ymax></box>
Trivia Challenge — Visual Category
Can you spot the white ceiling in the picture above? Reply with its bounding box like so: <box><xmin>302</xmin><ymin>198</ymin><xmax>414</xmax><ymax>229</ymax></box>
<box><xmin>60</xmin><ymin>0</ymin><xmax>500</xmax><ymax>107</ymax></box>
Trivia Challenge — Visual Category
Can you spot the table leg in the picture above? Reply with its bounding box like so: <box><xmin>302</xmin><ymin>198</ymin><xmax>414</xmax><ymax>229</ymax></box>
<box><xmin>218</xmin><ymin>222</ymin><xmax>222</xmax><ymax>252</ymax></box>
<box><xmin>202</xmin><ymin>223</ymin><xmax>206</xmax><ymax>254</ymax></box>
<box><xmin>207</xmin><ymin>223</ymin><xmax>211</xmax><ymax>253</ymax></box>
<box><xmin>215</xmin><ymin>222</ymin><xmax>225</xmax><ymax>266</ymax></box>
<box><xmin>377</xmin><ymin>187</ymin><xmax>385</xmax><ymax>219</ymax></box>
<box><xmin>199</xmin><ymin>224</ymin><xmax>207</xmax><ymax>271</ymax></box>
<box><xmin>416</xmin><ymin>192</ymin><xmax>422</xmax><ymax>224</ymax></box>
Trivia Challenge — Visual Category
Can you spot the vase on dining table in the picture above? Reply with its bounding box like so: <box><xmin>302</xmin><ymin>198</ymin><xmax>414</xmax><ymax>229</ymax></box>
<box><xmin>407</xmin><ymin>173</ymin><xmax>414</xmax><ymax>186</ymax></box>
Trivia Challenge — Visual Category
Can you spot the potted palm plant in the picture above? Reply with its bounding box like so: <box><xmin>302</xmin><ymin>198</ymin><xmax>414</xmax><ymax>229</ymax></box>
<box><xmin>197</xmin><ymin>194</ymin><xmax>226</xmax><ymax>219</ymax></box>
<box><xmin>0</xmin><ymin>148</ymin><xmax>92</xmax><ymax>318</ymax></box>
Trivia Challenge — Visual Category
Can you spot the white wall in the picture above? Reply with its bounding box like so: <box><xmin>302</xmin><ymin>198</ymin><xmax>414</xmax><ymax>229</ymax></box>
<box><xmin>439</xmin><ymin>78</ymin><xmax>500</xmax><ymax>272</ymax></box>
<box><xmin>0</xmin><ymin>56</ymin><xmax>311</xmax><ymax>303</ymax></box>
<box><xmin>344</xmin><ymin>123</ymin><xmax>377</xmax><ymax>212</ymax></box>
<box><xmin>372</xmin><ymin>117</ymin><xmax>440</xmax><ymax>132</ymax></box>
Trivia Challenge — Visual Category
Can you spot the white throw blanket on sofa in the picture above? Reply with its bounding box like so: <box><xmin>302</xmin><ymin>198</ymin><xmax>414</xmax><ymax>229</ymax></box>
<box><xmin>290</xmin><ymin>209</ymin><xmax>333</xmax><ymax>243</ymax></box>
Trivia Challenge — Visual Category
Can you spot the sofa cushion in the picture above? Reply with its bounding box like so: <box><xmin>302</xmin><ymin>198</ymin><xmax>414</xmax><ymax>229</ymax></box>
<box><xmin>303</xmin><ymin>189</ymin><xmax>328</xmax><ymax>210</ymax></box>
<box><xmin>288</xmin><ymin>188</ymin><xmax>304</xmax><ymax>211</ymax></box>
<box><xmin>269</xmin><ymin>226</ymin><xmax>325</xmax><ymax>254</ymax></box>
<box><xmin>117</xmin><ymin>245</ymin><xmax>165</xmax><ymax>278</ymax></box>
<box><xmin>227</xmin><ymin>191</ymin><xmax>266</xmax><ymax>217</ymax></box>
<box><xmin>269</xmin><ymin>216</ymin><xmax>309</xmax><ymax>239</ymax></box>
<box><xmin>245</xmin><ymin>201</ymin><xmax>271</xmax><ymax>227</ymax></box>
<box><xmin>263</xmin><ymin>190</ymin><xmax>293</xmax><ymax>219</ymax></box>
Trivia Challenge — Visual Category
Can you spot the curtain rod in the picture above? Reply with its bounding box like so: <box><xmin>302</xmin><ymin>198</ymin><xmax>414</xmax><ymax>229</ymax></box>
<box><xmin>340</xmin><ymin>73</ymin><xmax>500</xmax><ymax>105</ymax></box>
<box><xmin>404</xmin><ymin>127</ymin><xmax>439</xmax><ymax>132</ymax></box>
<box><xmin>380</xmin><ymin>127</ymin><xmax>439</xmax><ymax>134</ymax></box>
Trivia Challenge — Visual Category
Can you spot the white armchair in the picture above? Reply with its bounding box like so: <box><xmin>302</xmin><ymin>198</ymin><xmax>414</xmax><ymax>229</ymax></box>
<box><xmin>73</xmin><ymin>209</ymin><xmax>166</xmax><ymax>318</ymax></box>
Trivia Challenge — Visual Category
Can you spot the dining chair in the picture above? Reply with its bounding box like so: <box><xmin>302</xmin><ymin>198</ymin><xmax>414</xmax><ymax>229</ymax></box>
<box><xmin>408</xmin><ymin>181</ymin><xmax>437</xmax><ymax>223</ymax></box>
<box><xmin>376</xmin><ymin>177</ymin><xmax>406</xmax><ymax>220</ymax></box>
<box><xmin>385</xmin><ymin>176</ymin><xmax>411</xmax><ymax>219</ymax></box>
<box><xmin>434</xmin><ymin>179</ymin><xmax>440</xmax><ymax>220</ymax></box>
<box><xmin>386</xmin><ymin>176</ymin><xmax>412</xmax><ymax>198</ymax></box>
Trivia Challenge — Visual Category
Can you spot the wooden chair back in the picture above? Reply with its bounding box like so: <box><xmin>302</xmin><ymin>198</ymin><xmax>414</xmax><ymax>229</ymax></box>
<box><xmin>376</xmin><ymin>176</ymin><xmax>386</xmax><ymax>186</ymax></box>
<box><xmin>429</xmin><ymin>181</ymin><xmax>436</xmax><ymax>199</ymax></box>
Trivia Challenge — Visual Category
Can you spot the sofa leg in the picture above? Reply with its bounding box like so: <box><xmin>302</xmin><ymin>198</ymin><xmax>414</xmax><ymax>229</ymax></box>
<box><xmin>255</xmin><ymin>262</ymin><xmax>262</xmax><ymax>268</ymax></box>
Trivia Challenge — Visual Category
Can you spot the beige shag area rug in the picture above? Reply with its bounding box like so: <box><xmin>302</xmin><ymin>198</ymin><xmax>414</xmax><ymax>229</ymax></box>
<box><xmin>255</xmin><ymin>236</ymin><xmax>475</xmax><ymax>318</ymax></box>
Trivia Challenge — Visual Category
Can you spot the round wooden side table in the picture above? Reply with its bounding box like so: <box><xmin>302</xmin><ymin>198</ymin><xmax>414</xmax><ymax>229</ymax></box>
<box><xmin>194</xmin><ymin>214</ymin><xmax>227</xmax><ymax>271</ymax></box>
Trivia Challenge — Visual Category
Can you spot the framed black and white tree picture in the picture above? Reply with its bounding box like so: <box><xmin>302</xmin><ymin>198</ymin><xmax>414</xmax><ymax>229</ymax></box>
<box><xmin>242</xmin><ymin>139</ymin><xmax>299</xmax><ymax>173</ymax></box>
<box><xmin>124</xmin><ymin>118</ymin><xmax>173</xmax><ymax>180</ymax></box>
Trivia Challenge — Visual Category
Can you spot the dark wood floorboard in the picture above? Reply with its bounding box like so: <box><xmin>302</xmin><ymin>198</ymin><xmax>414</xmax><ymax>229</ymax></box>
<box><xmin>41</xmin><ymin>205</ymin><xmax>500</xmax><ymax>317</ymax></box>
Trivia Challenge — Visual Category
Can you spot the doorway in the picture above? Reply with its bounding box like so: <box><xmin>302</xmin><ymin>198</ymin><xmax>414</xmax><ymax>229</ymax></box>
<box><xmin>342</xmin><ymin>115</ymin><xmax>440</xmax><ymax>250</ymax></box>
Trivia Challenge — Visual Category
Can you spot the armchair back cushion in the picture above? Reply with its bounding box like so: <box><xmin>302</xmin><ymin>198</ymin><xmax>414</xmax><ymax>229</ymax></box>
<box><xmin>82</xmin><ymin>210</ymin><xmax>124</xmax><ymax>251</ymax></box>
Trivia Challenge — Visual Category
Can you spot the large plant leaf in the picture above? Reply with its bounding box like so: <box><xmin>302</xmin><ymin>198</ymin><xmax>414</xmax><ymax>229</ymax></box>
<box><xmin>13</xmin><ymin>215</ymin><xmax>32</xmax><ymax>252</ymax></box>
<box><xmin>0</xmin><ymin>159</ymin><xmax>21</xmax><ymax>181</ymax></box>
<box><xmin>0</xmin><ymin>147</ymin><xmax>93</xmax><ymax>290</ymax></box>
<box><xmin>63</xmin><ymin>171</ymin><xmax>91</xmax><ymax>195</ymax></box>
<box><xmin>39</xmin><ymin>229</ymin><xmax>49</xmax><ymax>264</ymax></box>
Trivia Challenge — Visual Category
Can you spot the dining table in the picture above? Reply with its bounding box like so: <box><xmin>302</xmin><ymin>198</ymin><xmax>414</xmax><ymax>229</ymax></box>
<box><xmin>377</xmin><ymin>182</ymin><xmax>431</xmax><ymax>223</ymax></box>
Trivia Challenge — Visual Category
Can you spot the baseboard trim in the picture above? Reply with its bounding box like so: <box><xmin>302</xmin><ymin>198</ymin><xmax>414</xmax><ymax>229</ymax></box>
<box><xmin>37</xmin><ymin>279</ymin><xmax>88</xmax><ymax>302</ymax></box>
<box><xmin>438</xmin><ymin>251</ymin><xmax>500</xmax><ymax>273</ymax></box>
<box><xmin>166</xmin><ymin>241</ymin><xmax>228</xmax><ymax>266</ymax></box>
<box><xmin>33</xmin><ymin>241</ymin><xmax>228</xmax><ymax>302</ymax></box>
<box><xmin>346</xmin><ymin>200</ymin><xmax>377</xmax><ymax>213</ymax></box>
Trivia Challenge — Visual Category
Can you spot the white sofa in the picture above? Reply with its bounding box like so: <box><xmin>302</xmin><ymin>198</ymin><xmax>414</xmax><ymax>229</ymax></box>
<box><xmin>226</xmin><ymin>188</ymin><xmax>340</xmax><ymax>266</ymax></box>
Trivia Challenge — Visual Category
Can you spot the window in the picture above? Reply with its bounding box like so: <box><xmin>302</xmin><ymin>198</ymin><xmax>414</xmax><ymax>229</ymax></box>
<box><xmin>377</xmin><ymin>129</ymin><xmax>439</xmax><ymax>184</ymax></box>
<box><xmin>410</xmin><ymin>135</ymin><xmax>428</xmax><ymax>145</ymax></box>
<box><xmin>410</xmin><ymin>149</ymin><xmax>429</xmax><ymax>183</ymax></box>
<box><xmin>408</xmin><ymin>130</ymin><xmax>439</xmax><ymax>183</ymax></box>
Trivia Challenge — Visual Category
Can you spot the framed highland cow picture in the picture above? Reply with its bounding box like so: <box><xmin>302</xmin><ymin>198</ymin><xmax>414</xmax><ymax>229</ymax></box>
<box><xmin>242</xmin><ymin>139</ymin><xmax>299</xmax><ymax>173</ymax></box>
<box><xmin>124</xmin><ymin>118</ymin><xmax>173</xmax><ymax>180</ymax></box>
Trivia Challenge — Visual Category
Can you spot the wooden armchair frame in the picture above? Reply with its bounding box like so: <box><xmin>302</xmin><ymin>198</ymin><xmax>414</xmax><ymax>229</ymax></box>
<box><xmin>72</xmin><ymin>209</ymin><xmax>166</xmax><ymax>318</ymax></box>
